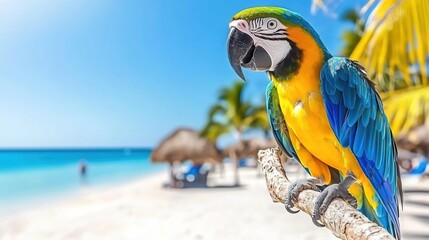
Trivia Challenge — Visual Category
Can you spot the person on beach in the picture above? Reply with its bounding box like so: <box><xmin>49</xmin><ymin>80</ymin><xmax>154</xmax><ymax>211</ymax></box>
<box><xmin>79</xmin><ymin>160</ymin><xmax>88</xmax><ymax>176</ymax></box>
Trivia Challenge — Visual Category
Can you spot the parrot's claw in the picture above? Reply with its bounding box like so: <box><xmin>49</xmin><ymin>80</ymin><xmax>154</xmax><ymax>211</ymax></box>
<box><xmin>285</xmin><ymin>178</ymin><xmax>320</xmax><ymax>214</ymax></box>
<box><xmin>311</xmin><ymin>173</ymin><xmax>357</xmax><ymax>227</ymax></box>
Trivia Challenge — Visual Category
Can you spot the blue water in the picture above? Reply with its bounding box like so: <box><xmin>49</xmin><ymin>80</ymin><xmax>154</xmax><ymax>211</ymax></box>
<box><xmin>0</xmin><ymin>148</ymin><xmax>165</xmax><ymax>212</ymax></box>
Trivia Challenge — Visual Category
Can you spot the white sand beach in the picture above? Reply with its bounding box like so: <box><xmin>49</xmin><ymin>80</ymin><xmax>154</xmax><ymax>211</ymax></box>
<box><xmin>0</xmin><ymin>165</ymin><xmax>428</xmax><ymax>240</ymax></box>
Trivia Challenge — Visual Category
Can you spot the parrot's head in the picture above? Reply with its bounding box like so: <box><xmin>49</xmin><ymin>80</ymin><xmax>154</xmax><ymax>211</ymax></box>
<box><xmin>227</xmin><ymin>7</ymin><xmax>329</xmax><ymax>81</ymax></box>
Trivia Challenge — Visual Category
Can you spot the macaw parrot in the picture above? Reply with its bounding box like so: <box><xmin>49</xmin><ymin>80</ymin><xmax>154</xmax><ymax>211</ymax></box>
<box><xmin>226</xmin><ymin>7</ymin><xmax>402</xmax><ymax>239</ymax></box>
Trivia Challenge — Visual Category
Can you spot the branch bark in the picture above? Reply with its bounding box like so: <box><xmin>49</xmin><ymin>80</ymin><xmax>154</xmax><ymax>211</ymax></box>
<box><xmin>258</xmin><ymin>148</ymin><xmax>394</xmax><ymax>240</ymax></box>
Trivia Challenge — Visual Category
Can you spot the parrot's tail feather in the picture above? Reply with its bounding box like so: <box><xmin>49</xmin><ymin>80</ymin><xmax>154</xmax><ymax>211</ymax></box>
<box><xmin>359</xmin><ymin>196</ymin><xmax>373</xmax><ymax>222</ymax></box>
<box><xmin>360</xmin><ymin>189</ymin><xmax>401</xmax><ymax>239</ymax></box>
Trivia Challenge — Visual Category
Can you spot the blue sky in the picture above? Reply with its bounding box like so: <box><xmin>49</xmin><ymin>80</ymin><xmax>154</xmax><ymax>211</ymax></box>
<box><xmin>0</xmin><ymin>0</ymin><xmax>365</xmax><ymax>148</ymax></box>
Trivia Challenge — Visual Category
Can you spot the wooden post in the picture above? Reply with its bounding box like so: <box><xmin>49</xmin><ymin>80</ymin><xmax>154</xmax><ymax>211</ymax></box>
<box><xmin>169</xmin><ymin>162</ymin><xmax>177</xmax><ymax>188</ymax></box>
<box><xmin>231</xmin><ymin>150</ymin><xmax>240</xmax><ymax>186</ymax></box>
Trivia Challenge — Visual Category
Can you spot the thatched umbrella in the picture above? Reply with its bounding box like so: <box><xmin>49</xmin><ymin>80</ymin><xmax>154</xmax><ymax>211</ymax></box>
<box><xmin>223</xmin><ymin>137</ymin><xmax>278</xmax><ymax>185</ymax></box>
<box><xmin>223</xmin><ymin>137</ymin><xmax>277</xmax><ymax>160</ymax></box>
<box><xmin>151</xmin><ymin>128</ymin><xmax>221</xmax><ymax>164</ymax></box>
<box><xmin>151</xmin><ymin>128</ymin><xmax>222</xmax><ymax>187</ymax></box>
<box><xmin>397</xmin><ymin>125</ymin><xmax>429</xmax><ymax>170</ymax></box>
<box><xmin>397</xmin><ymin>125</ymin><xmax>429</xmax><ymax>155</ymax></box>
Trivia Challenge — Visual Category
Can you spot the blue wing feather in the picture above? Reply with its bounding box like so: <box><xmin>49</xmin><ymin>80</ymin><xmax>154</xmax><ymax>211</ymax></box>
<box><xmin>320</xmin><ymin>57</ymin><xmax>402</xmax><ymax>239</ymax></box>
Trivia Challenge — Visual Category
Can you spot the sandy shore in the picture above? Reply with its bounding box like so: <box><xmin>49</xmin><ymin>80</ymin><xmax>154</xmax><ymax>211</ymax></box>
<box><xmin>0</xmin><ymin>165</ymin><xmax>428</xmax><ymax>240</ymax></box>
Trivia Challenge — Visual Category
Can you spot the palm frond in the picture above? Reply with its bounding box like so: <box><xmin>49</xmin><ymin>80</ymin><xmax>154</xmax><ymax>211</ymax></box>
<box><xmin>202</xmin><ymin>81</ymin><xmax>269</xmax><ymax>142</ymax></box>
<box><xmin>381</xmin><ymin>85</ymin><xmax>429</xmax><ymax>136</ymax></box>
<box><xmin>339</xmin><ymin>9</ymin><xmax>365</xmax><ymax>57</ymax></box>
<box><xmin>208</xmin><ymin>104</ymin><xmax>227</xmax><ymax>120</ymax></box>
<box><xmin>350</xmin><ymin>0</ymin><xmax>429</xmax><ymax>90</ymax></box>
<box><xmin>201</xmin><ymin>121</ymin><xmax>230</xmax><ymax>142</ymax></box>
<box><xmin>246</xmin><ymin>108</ymin><xmax>270</xmax><ymax>134</ymax></box>
<box><xmin>313</xmin><ymin>0</ymin><xmax>429</xmax><ymax>90</ymax></box>
<box><xmin>219</xmin><ymin>81</ymin><xmax>245</xmax><ymax>121</ymax></box>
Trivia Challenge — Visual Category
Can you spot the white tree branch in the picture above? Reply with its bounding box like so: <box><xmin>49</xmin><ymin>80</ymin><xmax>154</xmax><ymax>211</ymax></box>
<box><xmin>258</xmin><ymin>148</ymin><xmax>394</xmax><ymax>240</ymax></box>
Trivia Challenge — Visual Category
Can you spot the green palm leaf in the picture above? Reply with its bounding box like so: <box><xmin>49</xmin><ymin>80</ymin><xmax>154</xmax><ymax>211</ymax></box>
<box><xmin>201</xmin><ymin>81</ymin><xmax>269</xmax><ymax>141</ymax></box>
<box><xmin>201</xmin><ymin>120</ymin><xmax>230</xmax><ymax>142</ymax></box>
<box><xmin>351</xmin><ymin>0</ymin><xmax>429</xmax><ymax>90</ymax></box>
<box><xmin>382</xmin><ymin>86</ymin><xmax>429</xmax><ymax>136</ymax></box>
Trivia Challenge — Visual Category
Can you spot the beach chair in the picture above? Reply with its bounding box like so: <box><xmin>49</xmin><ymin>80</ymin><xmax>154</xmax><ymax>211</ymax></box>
<box><xmin>171</xmin><ymin>164</ymin><xmax>209</xmax><ymax>188</ymax></box>
<box><xmin>409</xmin><ymin>158</ymin><xmax>428</xmax><ymax>175</ymax></box>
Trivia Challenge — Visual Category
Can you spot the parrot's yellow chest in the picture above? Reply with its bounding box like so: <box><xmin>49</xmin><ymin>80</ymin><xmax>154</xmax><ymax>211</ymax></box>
<box><xmin>273</xmin><ymin>74</ymin><xmax>349</xmax><ymax>172</ymax></box>
<box><xmin>275</xmin><ymin>73</ymin><xmax>342</xmax><ymax>160</ymax></box>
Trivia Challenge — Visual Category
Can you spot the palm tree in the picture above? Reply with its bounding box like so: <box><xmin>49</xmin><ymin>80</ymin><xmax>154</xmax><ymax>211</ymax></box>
<box><xmin>201</xmin><ymin>81</ymin><xmax>269</xmax><ymax>185</ymax></box>
<box><xmin>339</xmin><ymin>9</ymin><xmax>364</xmax><ymax>57</ymax></box>
<box><xmin>316</xmin><ymin>0</ymin><xmax>429</xmax><ymax>137</ymax></box>
<box><xmin>251</xmin><ymin>98</ymin><xmax>271</xmax><ymax>137</ymax></box>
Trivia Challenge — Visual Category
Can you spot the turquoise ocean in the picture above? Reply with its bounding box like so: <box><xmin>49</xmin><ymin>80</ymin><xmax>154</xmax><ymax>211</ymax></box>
<box><xmin>0</xmin><ymin>148</ymin><xmax>165</xmax><ymax>215</ymax></box>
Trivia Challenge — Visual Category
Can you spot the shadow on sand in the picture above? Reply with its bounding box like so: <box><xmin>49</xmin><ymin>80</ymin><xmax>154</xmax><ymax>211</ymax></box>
<box><xmin>402</xmin><ymin>188</ymin><xmax>429</xmax><ymax>239</ymax></box>
<box><xmin>405</xmin><ymin>199</ymin><xmax>429</xmax><ymax>208</ymax></box>
<box><xmin>409</xmin><ymin>213</ymin><xmax>429</xmax><ymax>223</ymax></box>
<box><xmin>402</xmin><ymin>232</ymin><xmax>429</xmax><ymax>239</ymax></box>
<box><xmin>403</xmin><ymin>189</ymin><xmax>429</xmax><ymax>194</ymax></box>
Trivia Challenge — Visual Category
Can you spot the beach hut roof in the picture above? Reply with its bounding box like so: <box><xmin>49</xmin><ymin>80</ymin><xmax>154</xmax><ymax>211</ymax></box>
<box><xmin>223</xmin><ymin>137</ymin><xmax>277</xmax><ymax>159</ymax></box>
<box><xmin>397</xmin><ymin>125</ymin><xmax>429</xmax><ymax>154</ymax></box>
<box><xmin>151</xmin><ymin>128</ymin><xmax>222</xmax><ymax>164</ymax></box>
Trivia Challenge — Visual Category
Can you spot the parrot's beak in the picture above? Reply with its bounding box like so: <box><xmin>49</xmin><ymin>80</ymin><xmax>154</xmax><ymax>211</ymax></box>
<box><xmin>227</xmin><ymin>27</ymin><xmax>254</xmax><ymax>81</ymax></box>
<box><xmin>227</xmin><ymin>27</ymin><xmax>272</xmax><ymax>81</ymax></box>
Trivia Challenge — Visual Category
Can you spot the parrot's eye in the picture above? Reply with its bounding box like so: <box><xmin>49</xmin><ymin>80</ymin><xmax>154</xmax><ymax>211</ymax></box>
<box><xmin>267</xmin><ymin>20</ymin><xmax>277</xmax><ymax>30</ymax></box>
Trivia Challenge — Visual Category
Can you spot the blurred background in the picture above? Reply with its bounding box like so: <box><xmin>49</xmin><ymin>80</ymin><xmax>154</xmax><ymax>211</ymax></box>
<box><xmin>0</xmin><ymin>0</ymin><xmax>428</xmax><ymax>239</ymax></box>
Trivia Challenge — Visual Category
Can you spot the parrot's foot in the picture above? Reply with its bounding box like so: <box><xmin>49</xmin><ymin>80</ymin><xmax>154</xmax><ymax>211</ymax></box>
<box><xmin>311</xmin><ymin>172</ymin><xmax>357</xmax><ymax>227</ymax></box>
<box><xmin>285</xmin><ymin>178</ymin><xmax>320</xmax><ymax>214</ymax></box>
